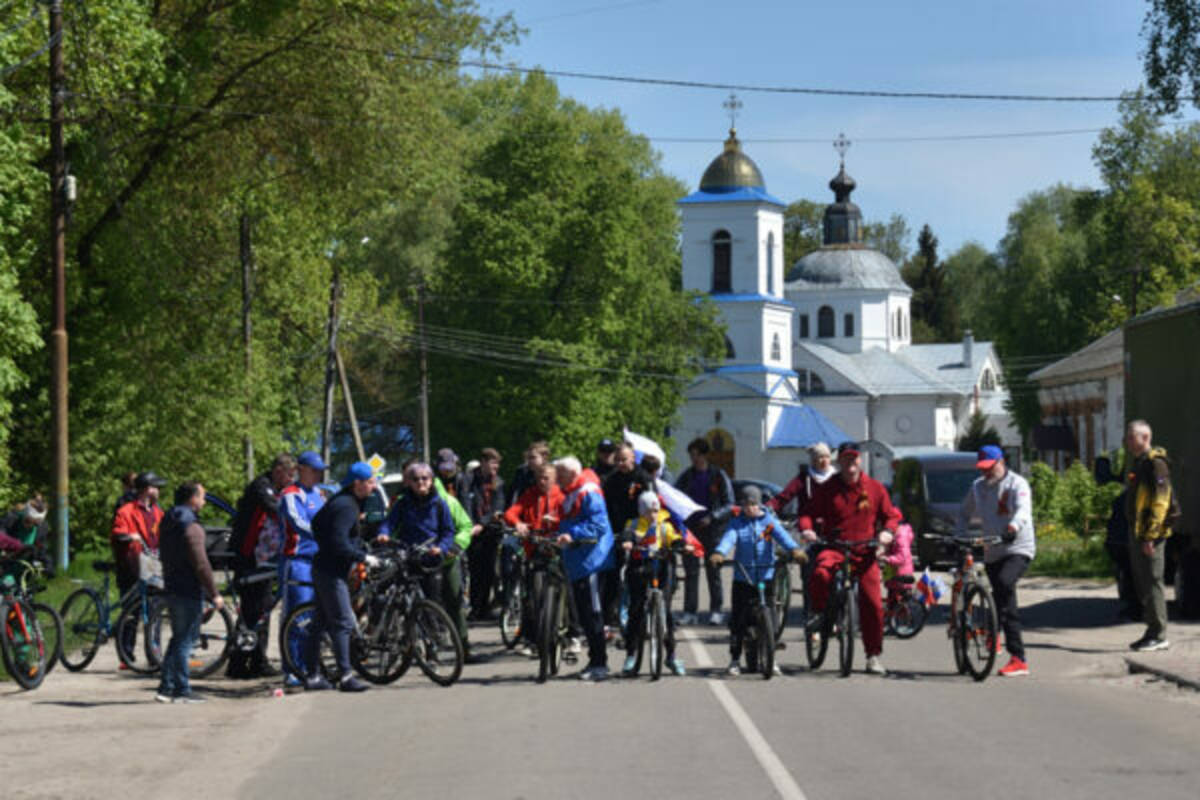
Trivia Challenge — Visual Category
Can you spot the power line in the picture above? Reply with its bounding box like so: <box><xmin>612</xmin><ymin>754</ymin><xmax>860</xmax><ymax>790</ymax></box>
<box><xmin>0</xmin><ymin>3</ymin><xmax>39</xmax><ymax>40</ymax></box>
<box><xmin>0</xmin><ymin>29</ymin><xmax>58</xmax><ymax>78</ymax></box>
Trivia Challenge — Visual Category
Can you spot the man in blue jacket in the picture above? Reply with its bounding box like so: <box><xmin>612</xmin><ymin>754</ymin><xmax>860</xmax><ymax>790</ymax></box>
<box><xmin>554</xmin><ymin>456</ymin><xmax>616</xmax><ymax>681</ymax></box>
<box><xmin>306</xmin><ymin>461</ymin><xmax>377</xmax><ymax>693</ymax></box>
<box><xmin>710</xmin><ymin>485</ymin><xmax>804</xmax><ymax>676</ymax></box>
<box><xmin>278</xmin><ymin>450</ymin><xmax>327</xmax><ymax>689</ymax></box>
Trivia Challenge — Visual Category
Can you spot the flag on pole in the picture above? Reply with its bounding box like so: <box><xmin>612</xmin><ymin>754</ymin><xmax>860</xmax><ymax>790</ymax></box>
<box><xmin>622</xmin><ymin>427</ymin><xmax>666</xmax><ymax>473</ymax></box>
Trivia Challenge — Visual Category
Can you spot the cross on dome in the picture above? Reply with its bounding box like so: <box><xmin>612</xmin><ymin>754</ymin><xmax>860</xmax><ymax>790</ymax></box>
<box><xmin>833</xmin><ymin>132</ymin><xmax>851</xmax><ymax>166</ymax></box>
<box><xmin>723</xmin><ymin>93</ymin><xmax>743</xmax><ymax>133</ymax></box>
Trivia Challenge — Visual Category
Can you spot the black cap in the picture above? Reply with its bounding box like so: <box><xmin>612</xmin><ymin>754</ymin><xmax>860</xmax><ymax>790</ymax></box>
<box><xmin>596</xmin><ymin>438</ymin><xmax>617</xmax><ymax>453</ymax></box>
<box><xmin>135</xmin><ymin>471</ymin><xmax>167</xmax><ymax>490</ymax></box>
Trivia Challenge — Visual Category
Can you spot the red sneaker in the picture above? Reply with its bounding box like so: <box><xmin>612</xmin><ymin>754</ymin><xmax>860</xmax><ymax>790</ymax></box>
<box><xmin>993</xmin><ymin>636</ymin><xmax>1004</xmax><ymax>654</ymax></box>
<box><xmin>997</xmin><ymin>656</ymin><xmax>1029</xmax><ymax>677</ymax></box>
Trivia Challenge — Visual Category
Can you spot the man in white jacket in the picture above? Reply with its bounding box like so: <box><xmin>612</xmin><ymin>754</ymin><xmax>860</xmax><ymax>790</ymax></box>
<box><xmin>956</xmin><ymin>445</ymin><xmax>1035</xmax><ymax>678</ymax></box>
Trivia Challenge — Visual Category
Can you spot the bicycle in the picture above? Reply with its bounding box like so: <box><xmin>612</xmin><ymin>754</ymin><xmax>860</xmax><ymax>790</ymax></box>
<box><xmin>714</xmin><ymin>555</ymin><xmax>781</xmax><ymax>680</ymax></box>
<box><xmin>0</xmin><ymin>557</ymin><xmax>60</xmax><ymax>690</ymax></box>
<box><xmin>280</xmin><ymin>544</ymin><xmax>464</xmax><ymax>687</ymax></box>
<box><xmin>924</xmin><ymin>533</ymin><xmax>1002</xmax><ymax>682</ymax></box>
<box><xmin>529</xmin><ymin>537</ymin><xmax>584</xmax><ymax>684</ymax></box>
<box><xmin>498</xmin><ymin>529</ymin><xmax>528</xmax><ymax>650</ymax></box>
<box><xmin>882</xmin><ymin>572</ymin><xmax>928</xmax><ymax>639</ymax></box>
<box><xmin>801</xmin><ymin>537</ymin><xmax>879</xmax><ymax>677</ymax></box>
<box><xmin>626</xmin><ymin>541</ymin><xmax>681</xmax><ymax>681</ymax></box>
<box><xmin>59</xmin><ymin>551</ymin><xmax>161</xmax><ymax>673</ymax></box>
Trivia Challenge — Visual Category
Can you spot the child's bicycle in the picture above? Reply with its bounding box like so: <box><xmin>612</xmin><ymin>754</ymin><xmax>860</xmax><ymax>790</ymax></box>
<box><xmin>923</xmin><ymin>533</ymin><xmax>1002</xmax><ymax>682</ymax></box>
<box><xmin>714</xmin><ymin>554</ymin><xmax>780</xmax><ymax>680</ymax></box>
<box><xmin>882</xmin><ymin>571</ymin><xmax>927</xmax><ymax>639</ymax></box>
<box><xmin>626</xmin><ymin>541</ymin><xmax>681</xmax><ymax>681</ymax></box>
<box><xmin>0</xmin><ymin>556</ymin><xmax>62</xmax><ymax>690</ymax></box>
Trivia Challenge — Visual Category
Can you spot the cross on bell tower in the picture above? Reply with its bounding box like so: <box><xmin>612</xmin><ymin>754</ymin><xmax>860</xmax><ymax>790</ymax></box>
<box><xmin>834</xmin><ymin>132</ymin><xmax>851</xmax><ymax>167</ymax></box>
<box><xmin>723</xmin><ymin>92</ymin><xmax>743</xmax><ymax>133</ymax></box>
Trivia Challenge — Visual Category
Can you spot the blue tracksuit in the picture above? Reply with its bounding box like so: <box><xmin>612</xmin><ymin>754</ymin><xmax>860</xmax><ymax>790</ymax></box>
<box><xmin>715</xmin><ymin>511</ymin><xmax>799</xmax><ymax>585</ymax></box>
<box><xmin>558</xmin><ymin>481</ymin><xmax>615</xmax><ymax>581</ymax></box>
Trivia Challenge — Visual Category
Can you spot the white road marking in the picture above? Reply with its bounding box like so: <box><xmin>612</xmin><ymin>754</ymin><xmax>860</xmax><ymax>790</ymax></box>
<box><xmin>682</xmin><ymin>629</ymin><xmax>809</xmax><ymax>800</ymax></box>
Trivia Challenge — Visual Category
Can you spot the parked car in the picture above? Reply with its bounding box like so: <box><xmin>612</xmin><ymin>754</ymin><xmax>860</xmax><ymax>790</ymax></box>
<box><xmin>891</xmin><ymin>452</ymin><xmax>980</xmax><ymax>567</ymax></box>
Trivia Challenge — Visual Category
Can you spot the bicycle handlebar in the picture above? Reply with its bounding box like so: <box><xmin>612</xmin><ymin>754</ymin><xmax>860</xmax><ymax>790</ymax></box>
<box><xmin>922</xmin><ymin>533</ymin><xmax>1003</xmax><ymax>547</ymax></box>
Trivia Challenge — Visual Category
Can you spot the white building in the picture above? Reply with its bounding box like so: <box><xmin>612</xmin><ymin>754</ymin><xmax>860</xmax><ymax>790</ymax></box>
<box><xmin>672</xmin><ymin>131</ymin><xmax>1018</xmax><ymax>484</ymax></box>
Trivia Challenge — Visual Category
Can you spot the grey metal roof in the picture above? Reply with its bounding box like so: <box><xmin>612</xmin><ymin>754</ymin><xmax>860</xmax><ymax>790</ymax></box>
<box><xmin>799</xmin><ymin>341</ymin><xmax>997</xmax><ymax>397</ymax></box>
<box><xmin>1028</xmin><ymin>327</ymin><xmax>1123</xmax><ymax>384</ymax></box>
<box><xmin>785</xmin><ymin>246</ymin><xmax>911</xmax><ymax>292</ymax></box>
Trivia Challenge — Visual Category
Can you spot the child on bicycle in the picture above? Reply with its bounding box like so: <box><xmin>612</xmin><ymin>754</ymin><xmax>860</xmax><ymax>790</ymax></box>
<box><xmin>879</xmin><ymin>521</ymin><xmax>914</xmax><ymax>579</ymax></box>
<box><xmin>620</xmin><ymin>491</ymin><xmax>703</xmax><ymax>677</ymax></box>
<box><xmin>709</xmin><ymin>485</ymin><xmax>805</xmax><ymax>676</ymax></box>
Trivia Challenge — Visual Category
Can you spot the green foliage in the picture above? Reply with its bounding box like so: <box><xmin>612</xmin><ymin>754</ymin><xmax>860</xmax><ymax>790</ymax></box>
<box><xmin>783</xmin><ymin>201</ymin><xmax>910</xmax><ymax>267</ymax></box>
<box><xmin>1141</xmin><ymin>0</ymin><xmax>1200</xmax><ymax>113</ymax></box>
<box><xmin>1026</xmin><ymin>461</ymin><xmax>1122</xmax><ymax>538</ymax></box>
<box><xmin>1028</xmin><ymin>461</ymin><xmax>1063</xmax><ymax>525</ymax></box>
<box><xmin>1027</xmin><ymin>522</ymin><xmax>1112</xmax><ymax>579</ymax></box>
<box><xmin>956</xmin><ymin>410</ymin><xmax>1001</xmax><ymax>452</ymax></box>
<box><xmin>901</xmin><ymin>224</ymin><xmax>958</xmax><ymax>343</ymax></box>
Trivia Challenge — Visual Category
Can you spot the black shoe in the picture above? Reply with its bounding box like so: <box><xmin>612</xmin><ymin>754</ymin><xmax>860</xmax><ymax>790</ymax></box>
<box><xmin>464</xmin><ymin>650</ymin><xmax>488</xmax><ymax>665</ymax></box>
<box><xmin>338</xmin><ymin>675</ymin><xmax>369</xmax><ymax>692</ymax></box>
<box><xmin>1132</xmin><ymin>637</ymin><xmax>1170</xmax><ymax>653</ymax></box>
<box><xmin>174</xmin><ymin>691</ymin><xmax>207</xmax><ymax>704</ymax></box>
<box><xmin>254</xmin><ymin>662</ymin><xmax>281</xmax><ymax>679</ymax></box>
<box><xmin>304</xmin><ymin>675</ymin><xmax>333</xmax><ymax>691</ymax></box>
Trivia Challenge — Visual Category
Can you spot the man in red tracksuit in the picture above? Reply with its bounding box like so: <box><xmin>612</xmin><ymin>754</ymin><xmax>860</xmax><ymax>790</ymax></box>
<box><xmin>798</xmin><ymin>442</ymin><xmax>900</xmax><ymax>676</ymax></box>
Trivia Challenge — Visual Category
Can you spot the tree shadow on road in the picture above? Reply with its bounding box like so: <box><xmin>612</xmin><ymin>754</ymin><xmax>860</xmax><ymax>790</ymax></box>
<box><xmin>1023</xmin><ymin>596</ymin><xmax>1130</xmax><ymax>630</ymax></box>
<box><xmin>33</xmin><ymin>699</ymin><xmax>147</xmax><ymax>708</ymax></box>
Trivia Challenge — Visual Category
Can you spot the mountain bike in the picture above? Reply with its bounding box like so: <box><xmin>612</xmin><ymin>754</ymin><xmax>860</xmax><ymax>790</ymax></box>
<box><xmin>0</xmin><ymin>557</ymin><xmax>59</xmax><ymax>690</ymax></box>
<box><xmin>59</xmin><ymin>553</ymin><xmax>161</xmax><ymax>673</ymax></box>
<box><xmin>883</xmin><ymin>572</ymin><xmax>927</xmax><ymax>639</ymax></box>
<box><xmin>802</xmin><ymin>537</ymin><xmax>879</xmax><ymax>677</ymax></box>
<box><xmin>498</xmin><ymin>530</ymin><xmax>529</xmax><ymax>650</ymax></box>
<box><xmin>715</xmin><ymin>555</ymin><xmax>780</xmax><ymax>680</ymax></box>
<box><xmin>626</xmin><ymin>542</ymin><xmax>681</xmax><ymax>681</ymax></box>
<box><xmin>530</xmin><ymin>538</ymin><xmax>583</xmax><ymax>684</ymax></box>
<box><xmin>924</xmin><ymin>533</ymin><xmax>1002</xmax><ymax>682</ymax></box>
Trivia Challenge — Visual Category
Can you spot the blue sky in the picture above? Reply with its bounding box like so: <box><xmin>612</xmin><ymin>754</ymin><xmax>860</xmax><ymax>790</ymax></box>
<box><xmin>477</xmin><ymin>0</ymin><xmax>1197</xmax><ymax>257</ymax></box>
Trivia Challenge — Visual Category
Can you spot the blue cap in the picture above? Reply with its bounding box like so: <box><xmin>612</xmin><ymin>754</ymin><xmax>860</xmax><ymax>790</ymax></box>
<box><xmin>297</xmin><ymin>450</ymin><xmax>327</xmax><ymax>471</ymax></box>
<box><xmin>976</xmin><ymin>445</ymin><xmax>1004</xmax><ymax>469</ymax></box>
<box><xmin>341</xmin><ymin>461</ymin><xmax>375</xmax><ymax>488</ymax></box>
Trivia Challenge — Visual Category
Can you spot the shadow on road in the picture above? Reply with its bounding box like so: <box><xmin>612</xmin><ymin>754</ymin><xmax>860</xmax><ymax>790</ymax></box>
<box><xmin>1023</xmin><ymin>596</ymin><xmax>1125</xmax><ymax>630</ymax></box>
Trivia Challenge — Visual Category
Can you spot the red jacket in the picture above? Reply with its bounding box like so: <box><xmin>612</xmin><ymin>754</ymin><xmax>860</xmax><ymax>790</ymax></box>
<box><xmin>798</xmin><ymin>474</ymin><xmax>900</xmax><ymax>543</ymax></box>
<box><xmin>504</xmin><ymin>485</ymin><xmax>564</xmax><ymax>557</ymax></box>
<box><xmin>111</xmin><ymin>500</ymin><xmax>163</xmax><ymax>578</ymax></box>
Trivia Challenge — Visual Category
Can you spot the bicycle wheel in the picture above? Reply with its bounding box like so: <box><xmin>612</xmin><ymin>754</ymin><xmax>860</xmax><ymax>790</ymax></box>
<box><xmin>771</xmin><ymin>565</ymin><xmax>791</xmax><ymax>639</ymax></box>
<box><xmin>32</xmin><ymin>603</ymin><xmax>62</xmax><ymax>677</ymax></box>
<box><xmin>144</xmin><ymin>598</ymin><xmax>233</xmax><ymax>679</ymax></box>
<box><xmin>354</xmin><ymin>602</ymin><xmax>412</xmax><ymax>684</ymax></box>
<box><xmin>648</xmin><ymin>592</ymin><xmax>666</xmax><ymax>681</ymax></box>
<box><xmin>280</xmin><ymin>602</ymin><xmax>338</xmax><ymax>681</ymax></box>
<box><xmin>59</xmin><ymin>588</ymin><xmax>104</xmax><ymax>671</ymax></box>
<box><xmin>888</xmin><ymin>595</ymin><xmax>928</xmax><ymax>640</ymax></box>
<box><xmin>536</xmin><ymin>583</ymin><xmax>560</xmax><ymax>684</ymax></box>
<box><xmin>959</xmin><ymin>584</ymin><xmax>999</xmax><ymax>682</ymax></box>
<box><xmin>1</xmin><ymin>599</ymin><xmax>48</xmax><ymax>689</ymax></box>
<box><xmin>837</xmin><ymin>586</ymin><xmax>857</xmax><ymax>678</ymax></box>
<box><xmin>115</xmin><ymin>599</ymin><xmax>157</xmax><ymax>674</ymax></box>
<box><xmin>757</xmin><ymin>606</ymin><xmax>776</xmax><ymax>680</ymax></box>
<box><xmin>409</xmin><ymin>599</ymin><xmax>463</xmax><ymax>687</ymax></box>
<box><xmin>499</xmin><ymin>577</ymin><xmax>523</xmax><ymax>650</ymax></box>
<box><xmin>802</xmin><ymin>580</ymin><xmax>828</xmax><ymax>670</ymax></box>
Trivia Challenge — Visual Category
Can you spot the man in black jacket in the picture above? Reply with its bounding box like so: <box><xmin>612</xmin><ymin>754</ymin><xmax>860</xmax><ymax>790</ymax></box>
<box><xmin>306</xmin><ymin>461</ymin><xmax>376</xmax><ymax>693</ymax></box>
<box><xmin>674</xmin><ymin>438</ymin><xmax>734</xmax><ymax>625</ymax></box>
<box><xmin>227</xmin><ymin>453</ymin><xmax>295</xmax><ymax>678</ymax></box>
<box><xmin>465</xmin><ymin>448</ymin><xmax>508</xmax><ymax>620</ymax></box>
<box><xmin>602</xmin><ymin>445</ymin><xmax>655</xmax><ymax>627</ymax></box>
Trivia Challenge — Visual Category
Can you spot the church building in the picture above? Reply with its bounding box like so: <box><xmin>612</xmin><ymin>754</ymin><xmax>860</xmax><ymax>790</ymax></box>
<box><xmin>671</xmin><ymin>127</ymin><xmax>1017</xmax><ymax>484</ymax></box>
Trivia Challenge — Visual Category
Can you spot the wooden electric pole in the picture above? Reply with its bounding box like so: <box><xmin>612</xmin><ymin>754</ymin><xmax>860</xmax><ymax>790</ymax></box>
<box><xmin>240</xmin><ymin>212</ymin><xmax>254</xmax><ymax>482</ymax></box>
<box><xmin>49</xmin><ymin>0</ymin><xmax>69</xmax><ymax>571</ymax></box>
<box><xmin>417</xmin><ymin>282</ymin><xmax>430</xmax><ymax>463</ymax></box>
<box><xmin>321</xmin><ymin>265</ymin><xmax>341</xmax><ymax>468</ymax></box>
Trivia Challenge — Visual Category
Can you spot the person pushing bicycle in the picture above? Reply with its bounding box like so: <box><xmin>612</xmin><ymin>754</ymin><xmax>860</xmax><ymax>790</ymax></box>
<box><xmin>798</xmin><ymin>442</ymin><xmax>900</xmax><ymax>676</ymax></box>
<box><xmin>710</xmin><ymin>485</ymin><xmax>805</xmax><ymax>676</ymax></box>
<box><xmin>620</xmin><ymin>491</ymin><xmax>703</xmax><ymax>677</ymax></box>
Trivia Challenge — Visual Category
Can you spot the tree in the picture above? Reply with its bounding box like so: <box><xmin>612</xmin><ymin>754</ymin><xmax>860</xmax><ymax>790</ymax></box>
<box><xmin>862</xmin><ymin>213</ymin><xmax>911</xmax><ymax>264</ymax></box>
<box><xmin>901</xmin><ymin>224</ymin><xmax>958</xmax><ymax>343</ymax></box>
<box><xmin>783</xmin><ymin>199</ymin><xmax>824</xmax><ymax>268</ymax></box>
<box><xmin>956</xmin><ymin>410</ymin><xmax>1001</xmax><ymax>452</ymax></box>
<box><xmin>1142</xmin><ymin>0</ymin><xmax>1200</xmax><ymax>112</ymax></box>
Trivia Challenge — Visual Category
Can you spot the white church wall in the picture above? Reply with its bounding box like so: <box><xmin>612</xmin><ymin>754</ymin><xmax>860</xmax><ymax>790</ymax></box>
<box><xmin>860</xmin><ymin>297</ymin><xmax>888</xmax><ymax>352</ymax></box>
<box><xmin>873</xmin><ymin>396</ymin><xmax>939</xmax><ymax>447</ymax></box>
<box><xmin>935</xmin><ymin>405</ymin><xmax>957</xmax><ymax>448</ymax></box>
<box><xmin>806</xmin><ymin>396</ymin><xmax>870</xmax><ymax>444</ymax></box>
<box><xmin>754</xmin><ymin>208</ymin><xmax>786</xmax><ymax>298</ymax></box>
<box><xmin>680</xmin><ymin>202</ymin><xmax>780</xmax><ymax>296</ymax></box>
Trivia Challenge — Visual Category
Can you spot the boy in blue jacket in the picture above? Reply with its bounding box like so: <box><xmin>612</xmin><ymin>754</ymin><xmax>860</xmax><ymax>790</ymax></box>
<box><xmin>710</xmin><ymin>485</ymin><xmax>805</xmax><ymax>676</ymax></box>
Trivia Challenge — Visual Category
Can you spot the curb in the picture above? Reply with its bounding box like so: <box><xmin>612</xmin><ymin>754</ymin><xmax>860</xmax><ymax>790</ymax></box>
<box><xmin>1125</xmin><ymin>657</ymin><xmax>1200</xmax><ymax>692</ymax></box>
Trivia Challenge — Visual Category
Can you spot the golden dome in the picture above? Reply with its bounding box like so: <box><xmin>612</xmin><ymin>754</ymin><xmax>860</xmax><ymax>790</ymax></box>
<box><xmin>699</xmin><ymin>129</ymin><xmax>766</xmax><ymax>192</ymax></box>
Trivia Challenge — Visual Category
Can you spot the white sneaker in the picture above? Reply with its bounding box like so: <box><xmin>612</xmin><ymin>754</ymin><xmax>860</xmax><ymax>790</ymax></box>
<box><xmin>566</xmin><ymin>637</ymin><xmax>583</xmax><ymax>655</ymax></box>
<box><xmin>865</xmin><ymin>655</ymin><xmax>886</xmax><ymax>675</ymax></box>
<box><xmin>708</xmin><ymin>611</ymin><xmax>726</xmax><ymax>626</ymax></box>
<box><xmin>726</xmin><ymin>660</ymin><xmax>741</xmax><ymax>677</ymax></box>
<box><xmin>677</xmin><ymin>612</ymin><xmax>698</xmax><ymax>625</ymax></box>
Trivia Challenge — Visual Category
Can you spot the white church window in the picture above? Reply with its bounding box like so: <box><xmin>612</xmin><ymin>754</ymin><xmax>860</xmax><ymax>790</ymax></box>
<box><xmin>844</xmin><ymin>313</ymin><xmax>854</xmax><ymax>338</ymax></box>
<box><xmin>712</xmin><ymin>230</ymin><xmax>732</xmax><ymax>293</ymax></box>
<box><xmin>770</xmin><ymin>333</ymin><xmax>781</xmax><ymax>361</ymax></box>
<box><xmin>799</xmin><ymin>314</ymin><xmax>810</xmax><ymax>338</ymax></box>
<box><xmin>766</xmin><ymin>232</ymin><xmax>775</xmax><ymax>295</ymax></box>
<box><xmin>798</xmin><ymin>369</ymin><xmax>826</xmax><ymax>394</ymax></box>
<box><xmin>817</xmin><ymin>306</ymin><xmax>835</xmax><ymax>338</ymax></box>
<box><xmin>981</xmin><ymin>368</ymin><xmax>996</xmax><ymax>391</ymax></box>
<box><xmin>894</xmin><ymin>308</ymin><xmax>902</xmax><ymax>338</ymax></box>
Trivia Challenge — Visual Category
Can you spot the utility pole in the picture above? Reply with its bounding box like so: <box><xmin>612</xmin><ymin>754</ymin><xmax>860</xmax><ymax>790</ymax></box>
<box><xmin>335</xmin><ymin>347</ymin><xmax>365</xmax><ymax>462</ymax></box>
<box><xmin>417</xmin><ymin>282</ymin><xmax>430</xmax><ymax>463</ymax></box>
<box><xmin>321</xmin><ymin>264</ymin><xmax>341</xmax><ymax>468</ymax></box>
<box><xmin>49</xmin><ymin>0</ymin><xmax>69</xmax><ymax>571</ymax></box>
<box><xmin>240</xmin><ymin>212</ymin><xmax>254</xmax><ymax>482</ymax></box>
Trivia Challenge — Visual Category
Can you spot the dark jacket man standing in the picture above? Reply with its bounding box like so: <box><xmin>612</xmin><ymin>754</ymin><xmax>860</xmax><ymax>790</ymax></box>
<box><xmin>1124</xmin><ymin>419</ymin><xmax>1176</xmax><ymax>652</ymax></box>
<box><xmin>674</xmin><ymin>438</ymin><xmax>735</xmax><ymax>624</ymax></box>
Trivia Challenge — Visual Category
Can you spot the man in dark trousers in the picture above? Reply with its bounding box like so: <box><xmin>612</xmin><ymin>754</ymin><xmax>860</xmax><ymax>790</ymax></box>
<box><xmin>306</xmin><ymin>461</ymin><xmax>376</xmax><ymax>693</ymax></box>
<box><xmin>1124</xmin><ymin>420</ymin><xmax>1177</xmax><ymax>652</ymax></box>
<box><xmin>111</xmin><ymin>471</ymin><xmax>166</xmax><ymax>664</ymax></box>
<box><xmin>674</xmin><ymin>438</ymin><xmax>734</xmax><ymax>625</ymax></box>
<box><xmin>156</xmin><ymin>482</ymin><xmax>223</xmax><ymax>703</ymax></box>
<box><xmin>602</xmin><ymin>444</ymin><xmax>654</xmax><ymax>628</ymax></box>
<box><xmin>227</xmin><ymin>453</ymin><xmax>295</xmax><ymax>678</ymax></box>
<box><xmin>465</xmin><ymin>448</ymin><xmax>507</xmax><ymax>620</ymax></box>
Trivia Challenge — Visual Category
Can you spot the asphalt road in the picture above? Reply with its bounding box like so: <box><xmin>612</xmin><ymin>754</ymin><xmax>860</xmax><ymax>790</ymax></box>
<box><xmin>238</xmin><ymin>579</ymin><xmax>1200</xmax><ymax>800</ymax></box>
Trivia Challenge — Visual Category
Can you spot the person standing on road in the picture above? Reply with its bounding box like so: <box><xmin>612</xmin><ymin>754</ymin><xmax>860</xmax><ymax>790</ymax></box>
<box><xmin>602</xmin><ymin>444</ymin><xmax>655</xmax><ymax>630</ymax></box>
<box><xmin>956</xmin><ymin>445</ymin><xmax>1035</xmax><ymax>678</ymax></box>
<box><xmin>111</xmin><ymin>471</ymin><xmax>167</xmax><ymax>665</ymax></box>
<box><xmin>555</xmin><ymin>456</ymin><xmax>616</xmax><ymax>681</ymax></box>
<box><xmin>674</xmin><ymin>438</ymin><xmax>735</xmax><ymax>626</ymax></box>
<box><xmin>156</xmin><ymin>482</ymin><xmax>223</xmax><ymax>703</ymax></box>
<box><xmin>306</xmin><ymin>462</ymin><xmax>376</xmax><ymax>693</ymax></box>
<box><xmin>798</xmin><ymin>442</ymin><xmax>900</xmax><ymax>676</ymax></box>
<box><xmin>465</xmin><ymin>448</ymin><xmax>508</xmax><ymax>621</ymax></box>
<box><xmin>227</xmin><ymin>453</ymin><xmax>295</xmax><ymax>679</ymax></box>
<box><xmin>278</xmin><ymin>451</ymin><xmax>327</xmax><ymax>690</ymax></box>
<box><xmin>1123</xmin><ymin>420</ymin><xmax>1177</xmax><ymax>653</ymax></box>
<box><xmin>768</xmin><ymin>442</ymin><xmax>836</xmax><ymax>518</ymax></box>
<box><xmin>711</xmin><ymin>486</ymin><xmax>804</xmax><ymax>676</ymax></box>
<box><xmin>504</xmin><ymin>463</ymin><xmax>564</xmax><ymax>656</ymax></box>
